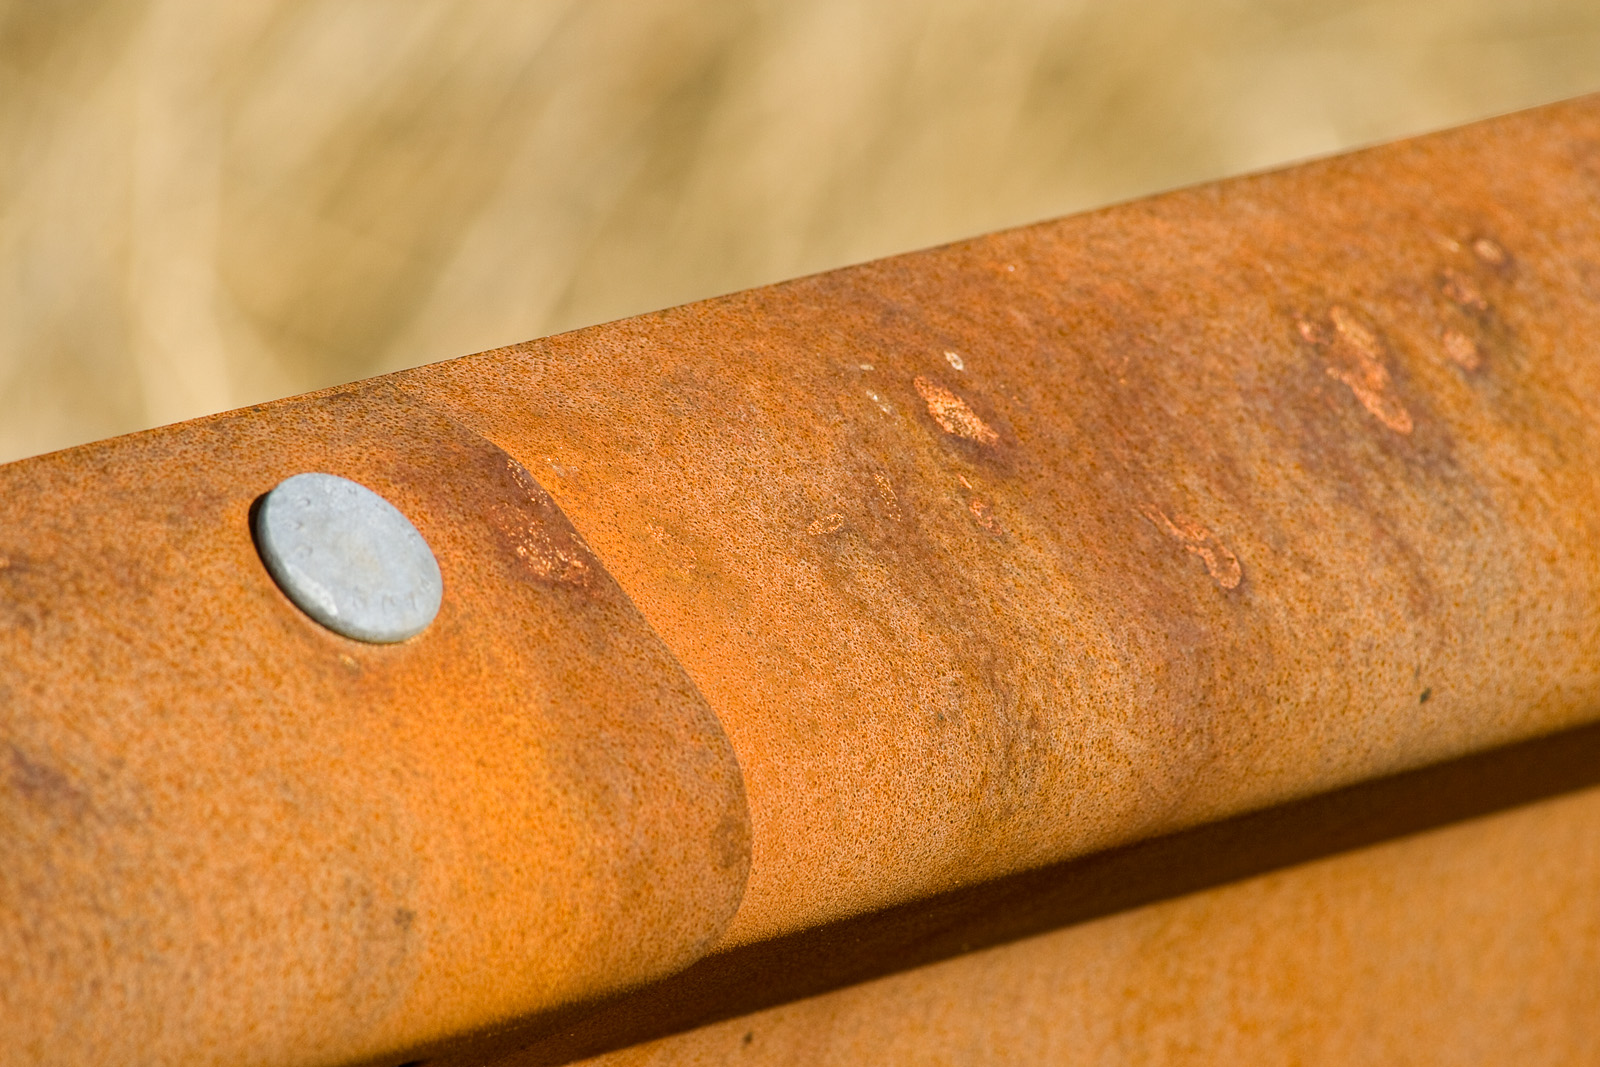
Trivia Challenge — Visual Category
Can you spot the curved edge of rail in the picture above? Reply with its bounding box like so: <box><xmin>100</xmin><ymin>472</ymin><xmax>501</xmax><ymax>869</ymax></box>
<box><xmin>0</xmin><ymin>385</ymin><xmax>750</xmax><ymax>1067</ymax></box>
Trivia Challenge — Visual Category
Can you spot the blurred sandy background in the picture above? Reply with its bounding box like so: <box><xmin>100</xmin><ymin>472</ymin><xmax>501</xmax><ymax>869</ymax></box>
<box><xmin>0</xmin><ymin>1</ymin><xmax>1597</xmax><ymax>463</ymax></box>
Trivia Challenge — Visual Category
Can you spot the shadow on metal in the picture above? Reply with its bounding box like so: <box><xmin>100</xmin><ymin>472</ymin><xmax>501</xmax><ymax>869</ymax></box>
<box><xmin>401</xmin><ymin>715</ymin><xmax>1600</xmax><ymax>1067</ymax></box>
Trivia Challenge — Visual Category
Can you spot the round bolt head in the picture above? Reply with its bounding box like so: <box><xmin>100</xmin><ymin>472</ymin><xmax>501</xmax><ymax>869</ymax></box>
<box><xmin>254</xmin><ymin>472</ymin><xmax>443</xmax><ymax>643</ymax></box>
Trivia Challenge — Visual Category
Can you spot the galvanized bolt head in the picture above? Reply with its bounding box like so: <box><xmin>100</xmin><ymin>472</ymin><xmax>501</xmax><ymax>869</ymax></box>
<box><xmin>254</xmin><ymin>472</ymin><xmax>442</xmax><ymax>643</ymax></box>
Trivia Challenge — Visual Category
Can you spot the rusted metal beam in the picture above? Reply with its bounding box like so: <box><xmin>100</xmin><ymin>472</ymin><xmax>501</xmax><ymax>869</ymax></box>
<box><xmin>551</xmin><ymin>782</ymin><xmax>1600</xmax><ymax>1066</ymax></box>
<box><xmin>6</xmin><ymin>95</ymin><xmax>1600</xmax><ymax>1065</ymax></box>
<box><xmin>428</xmin><ymin>720</ymin><xmax>1600</xmax><ymax>1066</ymax></box>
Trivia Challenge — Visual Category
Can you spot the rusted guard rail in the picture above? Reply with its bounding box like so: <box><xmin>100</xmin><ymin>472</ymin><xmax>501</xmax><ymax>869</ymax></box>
<box><xmin>6</xmin><ymin>97</ymin><xmax>1600</xmax><ymax>1066</ymax></box>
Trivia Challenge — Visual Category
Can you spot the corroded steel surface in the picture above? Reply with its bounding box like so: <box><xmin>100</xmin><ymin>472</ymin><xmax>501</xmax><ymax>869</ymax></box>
<box><xmin>565</xmin><ymin>782</ymin><xmax>1600</xmax><ymax>1066</ymax></box>
<box><xmin>4</xmin><ymin>96</ymin><xmax>1600</xmax><ymax>1066</ymax></box>
<box><xmin>399</xmin><ymin>95</ymin><xmax>1600</xmax><ymax>948</ymax></box>
<box><xmin>425</xmin><ymin>718</ymin><xmax>1600</xmax><ymax>1066</ymax></box>
<box><xmin>0</xmin><ymin>388</ymin><xmax>749</xmax><ymax>1065</ymax></box>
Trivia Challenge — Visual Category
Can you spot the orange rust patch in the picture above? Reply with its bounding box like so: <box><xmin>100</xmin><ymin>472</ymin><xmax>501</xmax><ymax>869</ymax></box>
<box><xmin>967</xmin><ymin>497</ymin><xmax>1001</xmax><ymax>534</ymax></box>
<box><xmin>1441</xmin><ymin>269</ymin><xmax>1488</xmax><ymax>311</ymax></box>
<box><xmin>807</xmin><ymin>513</ymin><xmax>845</xmax><ymax>536</ymax></box>
<box><xmin>491</xmin><ymin>457</ymin><xmax>594</xmax><ymax>585</ymax></box>
<box><xmin>503</xmin><ymin>528</ymin><xmax>593</xmax><ymax>582</ymax></box>
<box><xmin>1139</xmin><ymin>504</ymin><xmax>1243</xmax><ymax>590</ymax></box>
<box><xmin>1443</xmin><ymin>328</ymin><xmax>1482</xmax><ymax>371</ymax></box>
<box><xmin>873</xmin><ymin>474</ymin><xmax>902</xmax><ymax>521</ymax></box>
<box><xmin>1473</xmin><ymin>236</ymin><xmax>1509</xmax><ymax>265</ymax></box>
<box><xmin>913</xmin><ymin>376</ymin><xmax>999</xmax><ymax>445</ymax></box>
<box><xmin>1299</xmin><ymin>307</ymin><xmax>1414</xmax><ymax>435</ymax></box>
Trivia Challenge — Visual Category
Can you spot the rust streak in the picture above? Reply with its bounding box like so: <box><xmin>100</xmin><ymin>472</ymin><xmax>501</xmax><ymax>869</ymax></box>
<box><xmin>807</xmin><ymin>514</ymin><xmax>845</xmax><ymax>536</ymax></box>
<box><xmin>1473</xmin><ymin>236</ymin><xmax>1509</xmax><ymax>265</ymax></box>
<box><xmin>1441</xmin><ymin>269</ymin><xmax>1488</xmax><ymax>311</ymax></box>
<box><xmin>1140</xmin><ymin>504</ymin><xmax>1243</xmax><ymax>590</ymax></box>
<box><xmin>967</xmin><ymin>497</ymin><xmax>1001</xmax><ymax>534</ymax></box>
<box><xmin>1301</xmin><ymin>307</ymin><xmax>1415</xmax><ymax>435</ymax></box>
<box><xmin>913</xmin><ymin>376</ymin><xmax>999</xmax><ymax>445</ymax></box>
<box><xmin>1443</xmin><ymin>328</ymin><xmax>1482</xmax><ymax>371</ymax></box>
<box><xmin>873</xmin><ymin>474</ymin><xmax>902</xmax><ymax>521</ymax></box>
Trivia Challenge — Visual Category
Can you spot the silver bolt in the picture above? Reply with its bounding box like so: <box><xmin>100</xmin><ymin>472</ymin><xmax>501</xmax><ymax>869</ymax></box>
<box><xmin>254</xmin><ymin>472</ymin><xmax>443</xmax><ymax>643</ymax></box>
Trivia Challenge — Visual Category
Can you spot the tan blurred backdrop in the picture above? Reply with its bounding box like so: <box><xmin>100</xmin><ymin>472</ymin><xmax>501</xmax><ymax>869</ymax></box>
<box><xmin>0</xmin><ymin>1</ymin><xmax>1597</xmax><ymax>463</ymax></box>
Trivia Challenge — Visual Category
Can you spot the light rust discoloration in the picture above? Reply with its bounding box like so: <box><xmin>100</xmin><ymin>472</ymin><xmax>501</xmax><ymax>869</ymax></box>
<box><xmin>873</xmin><ymin>473</ymin><xmax>902</xmax><ymax>521</ymax></box>
<box><xmin>806</xmin><ymin>513</ymin><xmax>845</xmax><ymax>536</ymax></box>
<box><xmin>864</xmin><ymin>388</ymin><xmax>894</xmax><ymax>415</ymax></box>
<box><xmin>1443</xmin><ymin>327</ymin><xmax>1482</xmax><ymax>370</ymax></box>
<box><xmin>1441</xmin><ymin>267</ymin><xmax>1489</xmax><ymax>310</ymax></box>
<box><xmin>1473</xmin><ymin>235</ymin><xmax>1509</xmax><ymax>265</ymax></box>
<box><xmin>913</xmin><ymin>375</ymin><xmax>1000</xmax><ymax>445</ymax></box>
<box><xmin>1299</xmin><ymin>307</ymin><xmax>1415</xmax><ymax>434</ymax></box>
<box><xmin>1429</xmin><ymin>232</ymin><xmax>1514</xmax><ymax>380</ymax></box>
<box><xmin>967</xmin><ymin>496</ymin><xmax>1002</xmax><ymax>534</ymax></box>
<box><xmin>491</xmin><ymin>457</ymin><xmax>596</xmax><ymax>586</ymax></box>
<box><xmin>1139</xmin><ymin>504</ymin><xmax>1243</xmax><ymax>590</ymax></box>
